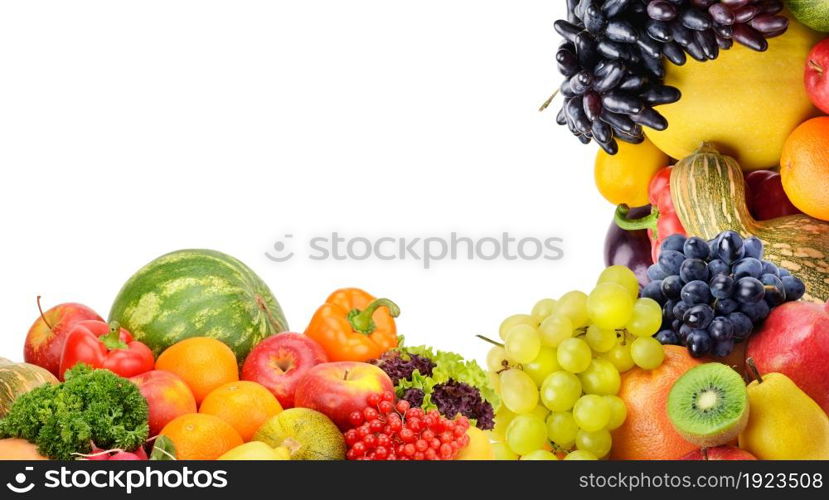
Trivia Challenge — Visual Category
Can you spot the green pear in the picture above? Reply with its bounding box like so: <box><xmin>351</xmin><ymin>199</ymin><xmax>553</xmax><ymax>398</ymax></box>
<box><xmin>738</xmin><ymin>365</ymin><xmax>829</xmax><ymax>460</ymax></box>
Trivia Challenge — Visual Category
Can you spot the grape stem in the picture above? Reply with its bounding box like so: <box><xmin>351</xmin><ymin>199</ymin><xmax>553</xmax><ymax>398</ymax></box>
<box><xmin>475</xmin><ymin>334</ymin><xmax>504</xmax><ymax>348</ymax></box>
<box><xmin>538</xmin><ymin>87</ymin><xmax>560</xmax><ymax>112</ymax></box>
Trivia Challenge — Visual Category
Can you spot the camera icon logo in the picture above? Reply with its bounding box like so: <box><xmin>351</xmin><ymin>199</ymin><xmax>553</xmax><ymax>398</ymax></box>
<box><xmin>6</xmin><ymin>467</ymin><xmax>34</xmax><ymax>494</ymax></box>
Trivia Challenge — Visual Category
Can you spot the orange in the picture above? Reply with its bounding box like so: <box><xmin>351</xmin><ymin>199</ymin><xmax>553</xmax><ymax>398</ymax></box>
<box><xmin>199</xmin><ymin>381</ymin><xmax>283</xmax><ymax>441</ymax></box>
<box><xmin>155</xmin><ymin>337</ymin><xmax>239</xmax><ymax>404</ymax></box>
<box><xmin>159</xmin><ymin>413</ymin><xmax>243</xmax><ymax>460</ymax></box>
<box><xmin>610</xmin><ymin>345</ymin><xmax>702</xmax><ymax>460</ymax></box>
<box><xmin>780</xmin><ymin>116</ymin><xmax>829</xmax><ymax>221</ymax></box>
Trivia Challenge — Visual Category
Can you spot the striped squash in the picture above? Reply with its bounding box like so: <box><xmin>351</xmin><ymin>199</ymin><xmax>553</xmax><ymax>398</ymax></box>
<box><xmin>108</xmin><ymin>249</ymin><xmax>288</xmax><ymax>361</ymax></box>
<box><xmin>670</xmin><ymin>144</ymin><xmax>829</xmax><ymax>303</ymax></box>
<box><xmin>0</xmin><ymin>360</ymin><xmax>58</xmax><ymax>417</ymax></box>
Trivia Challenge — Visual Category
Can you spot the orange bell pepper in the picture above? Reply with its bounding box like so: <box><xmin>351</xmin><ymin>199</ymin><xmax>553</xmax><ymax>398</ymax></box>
<box><xmin>305</xmin><ymin>288</ymin><xmax>400</xmax><ymax>362</ymax></box>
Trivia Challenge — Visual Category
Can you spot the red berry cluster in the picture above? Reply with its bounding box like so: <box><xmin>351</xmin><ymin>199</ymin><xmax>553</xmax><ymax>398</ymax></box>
<box><xmin>343</xmin><ymin>391</ymin><xmax>471</xmax><ymax>460</ymax></box>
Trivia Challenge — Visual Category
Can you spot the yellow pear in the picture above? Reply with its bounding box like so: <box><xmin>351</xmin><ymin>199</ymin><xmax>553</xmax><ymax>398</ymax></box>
<box><xmin>738</xmin><ymin>371</ymin><xmax>829</xmax><ymax>460</ymax></box>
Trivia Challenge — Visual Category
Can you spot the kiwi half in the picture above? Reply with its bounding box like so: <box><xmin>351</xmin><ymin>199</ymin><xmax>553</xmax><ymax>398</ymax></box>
<box><xmin>667</xmin><ymin>362</ymin><xmax>749</xmax><ymax>448</ymax></box>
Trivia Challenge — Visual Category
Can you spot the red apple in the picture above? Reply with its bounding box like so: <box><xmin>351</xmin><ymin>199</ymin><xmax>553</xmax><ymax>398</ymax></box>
<box><xmin>24</xmin><ymin>297</ymin><xmax>103</xmax><ymax>376</ymax></box>
<box><xmin>680</xmin><ymin>446</ymin><xmax>757</xmax><ymax>460</ymax></box>
<box><xmin>805</xmin><ymin>38</ymin><xmax>829</xmax><ymax>114</ymax></box>
<box><xmin>130</xmin><ymin>370</ymin><xmax>197</xmax><ymax>436</ymax></box>
<box><xmin>294</xmin><ymin>361</ymin><xmax>394</xmax><ymax>430</ymax></box>
<box><xmin>241</xmin><ymin>332</ymin><xmax>328</xmax><ymax>408</ymax></box>
<box><xmin>747</xmin><ymin>301</ymin><xmax>829</xmax><ymax>414</ymax></box>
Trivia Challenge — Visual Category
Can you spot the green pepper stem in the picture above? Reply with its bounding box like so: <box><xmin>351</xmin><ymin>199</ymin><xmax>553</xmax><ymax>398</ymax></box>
<box><xmin>348</xmin><ymin>298</ymin><xmax>400</xmax><ymax>334</ymax></box>
<box><xmin>614</xmin><ymin>204</ymin><xmax>660</xmax><ymax>240</ymax></box>
<box><xmin>100</xmin><ymin>322</ymin><xmax>129</xmax><ymax>351</ymax></box>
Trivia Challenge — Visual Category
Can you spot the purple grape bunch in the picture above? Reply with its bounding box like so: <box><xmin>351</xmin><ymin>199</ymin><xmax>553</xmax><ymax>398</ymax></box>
<box><xmin>552</xmin><ymin>0</ymin><xmax>789</xmax><ymax>153</ymax></box>
<box><xmin>644</xmin><ymin>0</ymin><xmax>788</xmax><ymax>57</ymax></box>
<box><xmin>554</xmin><ymin>0</ymin><xmax>682</xmax><ymax>154</ymax></box>
<box><xmin>642</xmin><ymin>231</ymin><xmax>805</xmax><ymax>358</ymax></box>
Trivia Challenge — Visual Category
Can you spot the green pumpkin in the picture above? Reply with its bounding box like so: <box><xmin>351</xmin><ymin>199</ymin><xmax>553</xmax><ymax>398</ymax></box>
<box><xmin>0</xmin><ymin>360</ymin><xmax>58</xmax><ymax>417</ymax></box>
<box><xmin>670</xmin><ymin>144</ymin><xmax>829</xmax><ymax>303</ymax></box>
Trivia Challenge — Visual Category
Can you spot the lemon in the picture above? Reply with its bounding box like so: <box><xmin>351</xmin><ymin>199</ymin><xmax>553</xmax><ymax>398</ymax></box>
<box><xmin>594</xmin><ymin>137</ymin><xmax>668</xmax><ymax>207</ymax></box>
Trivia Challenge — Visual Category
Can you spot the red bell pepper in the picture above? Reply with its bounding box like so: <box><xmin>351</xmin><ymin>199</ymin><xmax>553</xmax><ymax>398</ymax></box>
<box><xmin>59</xmin><ymin>320</ymin><xmax>154</xmax><ymax>380</ymax></box>
<box><xmin>614</xmin><ymin>166</ymin><xmax>686</xmax><ymax>262</ymax></box>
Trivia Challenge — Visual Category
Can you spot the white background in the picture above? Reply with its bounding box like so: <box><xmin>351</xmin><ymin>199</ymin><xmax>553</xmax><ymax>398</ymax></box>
<box><xmin>0</xmin><ymin>1</ymin><xmax>612</xmax><ymax>365</ymax></box>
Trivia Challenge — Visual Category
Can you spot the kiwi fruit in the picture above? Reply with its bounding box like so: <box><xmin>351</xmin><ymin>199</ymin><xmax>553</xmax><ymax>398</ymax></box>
<box><xmin>667</xmin><ymin>363</ymin><xmax>749</xmax><ymax>448</ymax></box>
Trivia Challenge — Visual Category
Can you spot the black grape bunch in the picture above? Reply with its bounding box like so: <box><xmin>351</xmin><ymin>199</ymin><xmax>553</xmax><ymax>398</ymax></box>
<box><xmin>551</xmin><ymin>0</ymin><xmax>788</xmax><ymax>154</ymax></box>
<box><xmin>644</xmin><ymin>0</ymin><xmax>788</xmax><ymax>56</ymax></box>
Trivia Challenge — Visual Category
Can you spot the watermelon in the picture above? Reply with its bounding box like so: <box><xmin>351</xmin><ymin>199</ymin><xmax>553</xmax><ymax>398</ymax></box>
<box><xmin>108</xmin><ymin>249</ymin><xmax>288</xmax><ymax>361</ymax></box>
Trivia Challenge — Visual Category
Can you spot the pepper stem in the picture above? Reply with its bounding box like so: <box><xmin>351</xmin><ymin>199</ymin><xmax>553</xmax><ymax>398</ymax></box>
<box><xmin>348</xmin><ymin>298</ymin><xmax>400</xmax><ymax>334</ymax></box>
<box><xmin>100</xmin><ymin>322</ymin><xmax>129</xmax><ymax>351</ymax></box>
<box><xmin>746</xmin><ymin>357</ymin><xmax>763</xmax><ymax>384</ymax></box>
<box><xmin>614</xmin><ymin>204</ymin><xmax>660</xmax><ymax>240</ymax></box>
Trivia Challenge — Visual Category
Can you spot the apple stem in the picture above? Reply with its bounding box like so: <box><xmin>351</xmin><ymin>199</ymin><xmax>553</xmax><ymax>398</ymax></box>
<box><xmin>701</xmin><ymin>448</ymin><xmax>709</xmax><ymax>461</ymax></box>
<box><xmin>348</xmin><ymin>298</ymin><xmax>400</xmax><ymax>335</ymax></box>
<box><xmin>343</xmin><ymin>369</ymin><xmax>350</xmax><ymax>381</ymax></box>
<box><xmin>475</xmin><ymin>334</ymin><xmax>504</xmax><ymax>348</ymax></box>
<box><xmin>36</xmin><ymin>296</ymin><xmax>54</xmax><ymax>331</ymax></box>
<box><xmin>809</xmin><ymin>58</ymin><xmax>823</xmax><ymax>76</ymax></box>
<box><xmin>746</xmin><ymin>357</ymin><xmax>763</xmax><ymax>384</ymax></box>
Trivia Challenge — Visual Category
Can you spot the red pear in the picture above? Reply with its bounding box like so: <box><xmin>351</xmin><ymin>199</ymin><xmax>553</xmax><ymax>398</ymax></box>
<box><xmin>747</xmin><ymin>301</ymin><xmax>829</xmax><ymax>414</ymax></box>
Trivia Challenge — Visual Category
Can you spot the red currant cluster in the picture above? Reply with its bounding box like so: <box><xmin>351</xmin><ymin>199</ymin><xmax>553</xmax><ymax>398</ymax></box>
<box><xmin>343</xmin><ymin>391</ymin><xmax>471</xmax><ymax>460</ymax></box>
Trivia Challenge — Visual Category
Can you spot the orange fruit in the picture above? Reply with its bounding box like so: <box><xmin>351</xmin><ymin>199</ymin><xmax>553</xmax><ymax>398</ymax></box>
<box><xmin>199</xmin><ymin>381</ymin><xmax>283</xmax><ymax>441</ymax></box>
<box><xmin>155</xmin><ymin>337</ymin><xmax>239</xmax><ymax>404</ymax></box>
<box><xmin>780</xmin><ymin>116</ymin><xmax>829</xmax><ymax>221</ymax></box>
<box><xmin>159</xmin><ymin>413</ymin><xmax>243</xmax><ymax>460</ymax></box>
<box><xmin>610</xmin><ymin>345</ymin><xmax>702</xmax><ymax>460</ymax></box>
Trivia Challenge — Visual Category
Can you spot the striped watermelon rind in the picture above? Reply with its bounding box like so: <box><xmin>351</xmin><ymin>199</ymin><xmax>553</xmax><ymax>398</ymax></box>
<box><xmin>108</xmin><ymin>249</ymin><xmax>288</xmax><ymax>361</ymax></box>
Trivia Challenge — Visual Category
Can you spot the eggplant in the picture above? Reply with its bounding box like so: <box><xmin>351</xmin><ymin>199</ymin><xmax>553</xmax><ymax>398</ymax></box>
<box><xmin>604</xmin><ymin>204</ymin><xmax>653</xmax><ymax>288</ymax></box>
